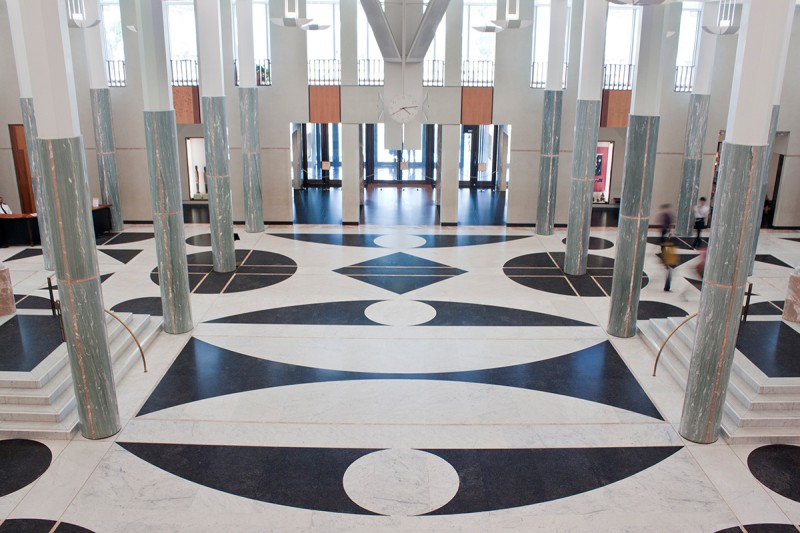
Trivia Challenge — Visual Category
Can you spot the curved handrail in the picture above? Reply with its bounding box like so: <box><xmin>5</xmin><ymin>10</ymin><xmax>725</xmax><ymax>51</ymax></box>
<box><xmin>104</xmin><ymin>309</ymin><xmax>148</xmax><ymax>373</ymax></box>
<box><xmin>652</xmin><ymin>313</ymin><xmax>698</xmax><ymax>377</ymax></box>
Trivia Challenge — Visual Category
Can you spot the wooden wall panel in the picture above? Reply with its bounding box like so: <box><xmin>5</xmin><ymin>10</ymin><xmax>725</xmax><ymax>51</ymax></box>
<box><xmin>600</xmin><ymin>90</ymin><xmax>631</xmax><ymax>128</ymax></box>
<box><xmin>461</xmin><ymin>87</ymin><xmax>493</xmax><ymax>125</ymax></box>
<box><xmin>8</xmin><ymin>124</ymin><xmax>35</xmax><ymax>213</ymax></box>
<box><xmin>309</xmin><ymin>86</ymin><xmax>341</xmax><ymax>123</ymax></box>
<box><xmin>173</xmin><ymin>86</ymin><xmax>201</xmax><ymax>124</ymax></box>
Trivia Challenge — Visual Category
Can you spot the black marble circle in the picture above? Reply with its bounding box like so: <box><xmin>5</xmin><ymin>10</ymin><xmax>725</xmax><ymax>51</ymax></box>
<box><xmin>561</xmin><ymin>237</ymin><xmax>614</xmax><ymax>250</ymax></box>
<box><xmin>715</xmin><ymin>525</ymin><xmax>800</xmax><ymax>533</ymax></box>
<box><xmin>0</xmin><ymin>519</ymin><xmax>95</xmax><ymax>532</ymax></box>
<box><xmin>186</xmin><ymin>233</ymin><xmax>240</xmax><ymax>247</ymax></box>
<box><xmin>150</xmin><ymin>250</ymin><xmax>297</xmax><ymax>294</ymax></box>
<box><xmin>111</xmin><ymin>297</ymin><xmax>164</xmax><ymax>316</ymax></box>
<box><xmin>0</xmin><ymin>439</ymin><xmax>52</xmax><ymax>497</ymax></box>
<box><xmin>637</xmin><ymin>301</ymin><xmax>688</xmax><ymax>321</ymax></box>
<box><xmin>748</xmin><ymin>445</ymin><xmax>800</xmax><ymax>503</ymax></box>
<box><xmin>503</xmin><ymin>252</ymin><xmax>648</xmax><ymax>297</ymax></box>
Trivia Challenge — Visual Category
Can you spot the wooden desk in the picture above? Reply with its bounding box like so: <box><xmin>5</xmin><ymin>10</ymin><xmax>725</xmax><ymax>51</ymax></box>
<box><xmin>0</xmin><ymin>205</ymin><xmax>113</xmax><ymax>246</ymax></box>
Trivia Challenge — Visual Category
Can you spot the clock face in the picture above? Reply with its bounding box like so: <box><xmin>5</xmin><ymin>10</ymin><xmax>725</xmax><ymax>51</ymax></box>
<box><xmin>388</xmin><ymin>94</ymin><xmax>420</xmax><ymax>123</ymax></box>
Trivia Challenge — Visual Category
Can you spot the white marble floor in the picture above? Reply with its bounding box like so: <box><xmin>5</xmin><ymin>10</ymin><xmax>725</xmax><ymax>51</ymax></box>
<box><xmin>1</xmin><ymin>224</ymin><xmax>799</xmax><ymax>532</ymax></box>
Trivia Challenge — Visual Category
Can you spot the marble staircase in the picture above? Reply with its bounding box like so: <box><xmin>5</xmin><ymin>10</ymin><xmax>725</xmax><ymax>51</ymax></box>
<box><xmin>0</xmin><ymin>312</ymin><xmax>162</xmax><ymax>440</ymax></box>
<box><xmin>640</xmin><ymin>316</ymin><xmax>800</xmax><ymax>444</ymax></box>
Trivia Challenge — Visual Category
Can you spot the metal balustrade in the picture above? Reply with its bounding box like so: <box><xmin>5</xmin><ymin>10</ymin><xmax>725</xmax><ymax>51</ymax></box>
<box><xmin>106</xmin><ymin>60</ymin><xmax>126</xmax><ymax>87</ymax></box>
<box><xmin>461</xmin><ymin>60</ymin><xmax>494</xmax><ymax>87</ymax></box>
<box><xmin>357</xmin><ymin>59</ymin><xmax>384</xmax><ymax>86</ymax></box>
<box><xmin>423</xmin><ymin>59</ymin><xmax>445</xmax><ymax>87</ymax></box>
<box><xmin>530</xmin><ymin>62</ymin><xmax>568</xmax><ymax>89</ymax></box>
<box><xmin>602</xmin><ymin>63</ymin><xmax>634</xmax><ymax>90</ymax></box>
<box><xmin>170</xmin><ymin>59</ymin><xmax>199</xmax><ymax>86</ymax></box>
<box><xmin>308</xmin><ymin>59</ymin><xmax>341</xmax><ymax>85</ymax></box>
<box><xmin>674</xmin><ymin>65</ymin><xmax>694</xmax><ymax>93</ymax></box>
<box><xmin>234</xmin><ymin>59</ymin><xmax>272</xmax><ymax>86</ymax></box>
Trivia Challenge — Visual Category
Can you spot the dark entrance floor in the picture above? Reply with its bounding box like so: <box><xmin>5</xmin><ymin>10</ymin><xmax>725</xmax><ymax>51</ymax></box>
<box><xmin>737</xmin><ymin>321</ymin><xmax>800</xmax><ymax>378</ymax></box>
<box><xmin>0</xmin><ymin>315</ymin><xmax>64</xmax><ymax>372</ymax></box>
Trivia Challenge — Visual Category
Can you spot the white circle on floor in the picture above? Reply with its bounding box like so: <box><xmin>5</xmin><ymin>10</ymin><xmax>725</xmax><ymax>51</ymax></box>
<box><xmin>374</xmin><ymin>234</ymin><xmax>427</xmax><ymax>249</ymax></box>
<box><xmin>365</xmin><ymin>300</ymin><xmax>436</xmax><ymax>326</ymax></box>
<box><xmin>343</xmin><ymin>448</ymin><xmax>459</xmax><ymax>516</ymax></box>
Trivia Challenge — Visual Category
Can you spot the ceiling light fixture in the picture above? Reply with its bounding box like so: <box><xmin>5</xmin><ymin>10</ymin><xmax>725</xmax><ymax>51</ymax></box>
<box><xmin>65</xmin><ymin>0</ymin><xmax>100</xmax><ymax>29</ymax></box>
<box><xmin>702</xmin><ymin>0</ymin><xmax>739</xmax><ymax>35</ymax></box>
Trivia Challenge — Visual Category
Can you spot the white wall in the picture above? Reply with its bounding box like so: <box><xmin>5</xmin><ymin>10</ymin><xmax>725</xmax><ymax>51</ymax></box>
<box><xmin>0</xmin><ymin>1</ymin><xmax>798</xmax><ymax>227</ymax></box>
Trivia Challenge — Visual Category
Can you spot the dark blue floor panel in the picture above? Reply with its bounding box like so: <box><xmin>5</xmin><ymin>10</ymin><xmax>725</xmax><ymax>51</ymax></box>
<box><xmin>748</xmin><ymin>445</ymin><xmax>800</xmax><ymax>504</ymax></box>
<box><xmin>118</xmin><ymin>442</ymin><xmax>679</xmax><ymax>515</ymax></box>
<box><xmin>137</xmin><ymin>338</ymin><xmax>662</xmax><ymax>420</ymax></box>
<box><xmin>0</xmin><ymin>519</ymin><xmax>94</xmax><ymax>533</ymax></box>
<box><xmin>736</xmin><ymin>321</ymin><xmax>800</xmax><ymax>378</ymax></box>
<box><xmin>0</xmin><ymin>315</ymin><xmax>64</xmax><ymax>372</ymax></box>
<box><xmin>111</xmin><ymin>297</ymin><xmax>164</xmax><ymax>316</ymax></box>
<box><xmin>98</xmin><ymin>249</ymin><xmax>141</xmax><ymax>264</ymax></box>
<box><xmin>0</xmin><ymin>440</ymin><xmax>52</xmax><ymax>498</ymax></box>
<box><xmin>207</xmin><ymin>301</ymin><xmax>382</xmax><ymax>326</ymax></box>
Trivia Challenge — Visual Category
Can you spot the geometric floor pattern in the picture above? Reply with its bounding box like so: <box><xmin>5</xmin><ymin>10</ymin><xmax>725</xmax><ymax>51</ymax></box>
<box><xmin>1</xmin><ymin>225</ymin><xmax>800</xmax><ymax>531</ymax></box>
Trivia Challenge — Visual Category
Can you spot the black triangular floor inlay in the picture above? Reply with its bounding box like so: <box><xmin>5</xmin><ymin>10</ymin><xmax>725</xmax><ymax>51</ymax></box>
<box><xmin>4</xmin><ymin>248</ymin><xmax>43</xmax><ymax>261</ymax></box>
<box><xmin>138</xmin><ymin>338</ymin><xmax>662</xmax><ymax>420</ymax></box>
<box><xmin>685</xmin><ymin>277</ymin><xmax>703</xmax><ymax>291</ymax></box>
<box><xmin>420</xmin><ymin>301</ymin><xmax>594</xmax><ymax>327</ymax></box>
<box><xmin>656</xmin><ymin>252</ymin><xmax>698</xmax><ymax>267</ymax></box>
<box><xmin>269</xmin><ymin>233</ymin><xmax>384</xmax><ymax>247</ymax></box>
<box><xmin>345</xmin><ymin>252</ymin><xmax>453</xmax><ymax>269</ymax></box>
<box><xmin>637</xmin><ymin>301</ymin><xmax>689</xmax><ymax>321</ymax></box>
<box><xmin>207</xmin><ymin>301</ymin><xmax>382</xmax><ymax>325</ymax></box>
<box><xmin>335</xmin><ymin>253</ymin><xmax>467</xmax><ymax>294</ymax></box>
<box><xmin>111</xmin><ymin>297</ymin><xmax>164</xmax><ymax>316</ymax></box>
<box><xmin>44</xmin><ymin>273</ymin><xmax>113</xmax><ymax>290</ymax></box>
<box><xmin>100</xmin><ymin>249</ymin><xmax>142</xmax><ymax>264</ymax></box>
<box><xmin>417</xmin><ymin>235</ymin><xmax>530</xmax><ymax>248</ymax></box>
<box><xmin>118</xmin><ymin>442</ymin><xmax>680</xmax><ymax>515</ymax></box>
<box><xmin>755</xmin><ymin>255</ymin><xmax>792</xmax><ymax>269</ymax></box>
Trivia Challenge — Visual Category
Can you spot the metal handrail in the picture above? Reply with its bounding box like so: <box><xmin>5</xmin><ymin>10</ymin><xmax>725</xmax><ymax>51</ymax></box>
<box><xmin>104</xmin><ymin>309</ymin><xmax>148</xmax><ymax>373</ymax></box>
<box><xmin>652</xmin><ymin>312</ymin><xmax>698</xmax><ymax>376</ymax></box>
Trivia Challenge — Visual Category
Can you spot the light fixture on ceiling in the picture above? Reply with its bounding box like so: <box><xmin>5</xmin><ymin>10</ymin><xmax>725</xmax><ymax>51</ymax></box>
<box><xmin>703</xmin><ymin>0</ymin><xmax>739</xmax><ymax>35</ymax></box>
<box><xmin>270</xmin><ymin>16</ymin><xmax>313</xmax><ymax>27</ymax></box>
<box><xmin>65</xmin><ymin>0</ymin><xmax>100</xmax><ymax>29</ymax></box>
<box><xmin>490</xmin><ymin>19</ymin><xmax>532</xmax><ymax>30</ymax></box>
<box><xmin>472</xmin><ymin>24</ymin><xmax>504</xmax><ymax>33</ymax></box>
<box><xmin>300</xmin><ymin>22</ymin><xmax>331</xmax><ymax>31</ymax></box>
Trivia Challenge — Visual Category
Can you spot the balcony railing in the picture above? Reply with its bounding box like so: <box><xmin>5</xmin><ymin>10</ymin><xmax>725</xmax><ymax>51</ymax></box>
<box><xmin>308</xmin><ymin>59</ymin><xmax>341</xmax><ymax>85</ymax></box>
<box><xmin>171</xmin><ymin>59</ymin><xmax>199</xmax><ymax>86</ymax></box>
<box><xmin>357</xmin><ymin>59</ymin><xmax>384</xmax><ymax>86</ymax></box>
<box><xmin>234</xmin><ymin>59</ymin><xmax>272</xmax><ymax>86</ymax></box>
<box><xmin>674</xmin><ymin>65</ymin><xmax>694</xmax><ymax>93</ymax></box>
<box><xmin>462</xmin><ymin>60</ymin><xmax>494</xmax><ymax>87</ymax></box>
<box><xmin>602</xmin><ymin>63</ymin><xmax>634</xmax><ymax>90</ymax></box>
<box><xmin>530</xmin><ymin>62</ymin><xmax>568</xmax><ymax>89</ymax></box>
<box><xmin>106</xmin><ymin>59</ymin><xmax>126</xmax><ymax>87</ymax></box>
<box><xmin>424</xmin><ymin>59</ymin><xmax>445</xmax><ymax>87</ymax></box>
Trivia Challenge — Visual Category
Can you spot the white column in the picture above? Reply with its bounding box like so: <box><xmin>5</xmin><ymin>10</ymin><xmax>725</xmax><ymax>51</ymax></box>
<box><xmin>8</xmin><ymin>1</ymin><xmax>32</xmax><ymax>99</ymax></box>
<box><xmin>630</xmin><ymin>6</ymin><xmax>666</xmax><ymax>116</ymax></box>
<box><xmin>342</xmin><ymin>124</ymin><xmax>361</xmax><ymax>223</ymax></box>
<box><xmin>136</xmin><ymin>0</ymin><xmax>173</xmax><ymax>111</ymax></box>
<box><xmin>545</xmin><ymin>0</ymin><xmax>568</xmax><ymax>90</ymax></box>
<box><xmin>194</xmin><ymin>0</ymin><xmax>226</xmax><ymax>97</ymax></box>
<box><xmin>83</xmin><ymin>0</ymin><xmax>109</xmax><ymax>89</ymax></box>
<box><xmin>444</xmin><ymin>0</ymin><xmax>463</xmax><ymax>86</ymax></box>
<box><xmin>576</xmin><ymin>0</ymin><xmax>607</xmax><ymax>102</ymax></box>
<box><xmin>341</xmin><ymin>0</ymin><xmax>358</xmax><ymax>86</ymax></box>
<box><xmin>440</xmin><ymin>125</ymin><xmax>460</xmax><ymax>224</ymax></box>
<box><xmin>236</xmin><ymin>0</ymin><xmax>257</xmax><ymax>88</ymax></box>
<box><xmin>692</xmin><ymin>5</ymin><xmax>718</xmax><ymax>96</ymax></box>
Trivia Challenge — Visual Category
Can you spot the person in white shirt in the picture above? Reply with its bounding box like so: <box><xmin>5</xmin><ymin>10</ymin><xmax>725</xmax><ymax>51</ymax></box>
<box><xmin>0</xmin><ymin>196</ymin><xmax>11</xmax><ymax>214</ymax></box>
<box><xmin>693</xmin><ymin>196</ymin><xmax>710</xmax><ymax>248</ymax></box>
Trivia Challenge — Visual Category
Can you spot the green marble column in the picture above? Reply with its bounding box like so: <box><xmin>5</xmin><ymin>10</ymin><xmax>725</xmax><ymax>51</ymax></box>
<box><xmin>202</xmin><ymin>96</ymin><xmax>236</xmax><ymax>272</ymax></box>
<box><xmin>749</xmin><ymin>105</ymin><xmax>779</xmax><ymax>275</ymax></box>
<box><xmin>564</xmin><ymin>99</ymin><xmax>601</xmax><ymax>275</ymax></box>
<box><xmin>239</xmin><ymin>87</ymin><xmax>264</xmax><ymax>233</ymax></box>
<box><xmin>37</xmin><ymin>136</ymin><xmax>120</xmax><ymax>440</ymax></box>
<box><xmin>20</xmin><ymin>98</ymin><xmax>55</xmax><ymax>271</ymax></box>
<box><xmin>90</xmin><ymin>88</ymin><xmax>124</xmax><ymax>232</ymax></box>
<box><xmin>676</xmin><ymin>93</ymin><xmax>711</xmax><ymax>236</ymax></box>
<box><xmin>680</xmin><ymin>142</ymin><xmax>767</xmax><ymax>443</ymax></box>
<box><xmin>144</xmin><ymin>111</ymin><xmax>193</xmax><ymax>334</ymax></box>
<box><xmin>536</xmin><ymin>90</ymin><xmax>563</xmax><ymax>235</ymax></box>
<box><xmin>608</xmin><ymin>115</ymin><xmax>660</xmax><ymax>338</ymax></box>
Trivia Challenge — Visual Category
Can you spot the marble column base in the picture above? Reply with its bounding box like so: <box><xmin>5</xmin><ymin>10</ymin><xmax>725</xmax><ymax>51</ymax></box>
<box><xmin>536</xmin><ymin>90</ymin><xmax>563</xmax><ymax>236</ymax></box>
<box><xmin>608</xmin><ymin>115</ymin><xmax>660</xmax><ymax>338</ymax></box>
<box><xmin>20</xmin><ymin>98</ymin><xmax>55</xmax><ymax>271</ymax></box>
<box><xmin>676</xmin><ymin>94</ymin><xmax>710</xmax><ymax>236</ymax></box>
<box><xmin>37</xmin><ymin>136</ymin><xmax>120</xmax><ymax>440</ymax></box>
<box><xmin>564</xmin><ymin>100</ymin><xmax>601</xmax><ymax>276</ymax></box>
<box><xmin>202</xmin><ymin>96</ymin><xmax>236</xmax><ymax>272</ymax></box>
<box><xmin>0</xmin><ymin>265</ymin><xmax>15</xmax><ymax>316</ymax></box>
<box><xmin>679</xmin><ymin>142</ymin><xmax>768</xmax><ymax>444</ymax></box>
<box><xmin>144</xmin><ymin>111</ymin><xmax>193</xmax><ymax>335</ymax></box>
<box><xmin>239</xmin><ymin>88</ymin><xmax>264</xmax><ymax>233</ymax></box>
<box><xmin>90</xmin><ymin>89</ymin><xmax>124</xmax><ymax>232</ymax></box>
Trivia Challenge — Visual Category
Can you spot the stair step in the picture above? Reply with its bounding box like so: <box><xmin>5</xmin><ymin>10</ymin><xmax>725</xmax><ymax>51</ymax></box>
<box><xmin>0</xmin><ymin>391</ymin><xmax>75</xmax><ymax>422</ymax></box>
<box><xmin>0</xmin><ymin>365</ymin><xmax>72</xmax><ymax>405</ymax></box>
<box><xmin>0</xmin><ymin>413</ymin><xmax>79</xmax><ymax>440</ymax></box>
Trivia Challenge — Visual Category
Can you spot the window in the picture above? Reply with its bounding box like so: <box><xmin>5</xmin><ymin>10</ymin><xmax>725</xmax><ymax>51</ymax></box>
<box><xmin>675</xmin><ymin>1</ymin><xmax>702</xmax><ymax>92</ymax></box>
<box><xmin>357</xmin><ymin>1</ymin><xmax>383</xmax><ymax>85</ymax></box>
<box><xmin>462</xmin><ymin>0</ymin><xmax>497</xmax><ymax>86</ymax></box>
<box><xmin>165</xmin><ymin>1</ymin><xmax>199</xmax><ymax>85</ymax></box>
<box><xmin>423</xmin><ymin>11</ymin><xmax>446</xmax><ymax>86</ymax></box>
<box><xmin>99</xmin><ymin>0</ymin><xmax>125</xmax><ymax>86</ymax></box>
<box><xmin>603</xmin><ymin>5</ymin><xmax>639</xmax><ymax>90</ymax></box>
<box><xmin>530</xmin><ymin>0</ymin><xmax>570</xmax><ymax>89</ymax></box>
<box><xmin>307</xmin><ymin>0</ymin><xmax>341</xmax><ymax>84</ymax></box>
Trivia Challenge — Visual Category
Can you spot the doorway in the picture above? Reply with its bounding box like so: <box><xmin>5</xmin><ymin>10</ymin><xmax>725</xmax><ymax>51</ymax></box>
<box><xmin>459</xmin><ymin>125</ymin><xmax>496</xmax><ymax>189</ymax></box>
<box><xmin>302</xmin><ymin>123</ymin><xmax>342</xmax><ymax>188</ymax></box>
<box><xmin>8</xmin><ymin>124</ymin><xmax>35</xmax><ymax>213</ymax></box>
